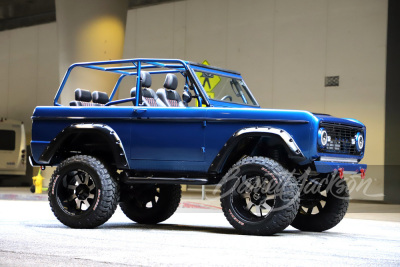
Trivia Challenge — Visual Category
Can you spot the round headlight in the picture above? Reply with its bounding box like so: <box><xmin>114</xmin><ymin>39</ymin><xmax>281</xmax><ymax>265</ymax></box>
<box><xmin>356</xmin><ymin>132</ymin><xmax>364</xmax><ymax>151</ymax></box>
<box><xmin>318</xmin><ymin>128</ymin><xmax>328</xmax><ymax>147</ymax></box>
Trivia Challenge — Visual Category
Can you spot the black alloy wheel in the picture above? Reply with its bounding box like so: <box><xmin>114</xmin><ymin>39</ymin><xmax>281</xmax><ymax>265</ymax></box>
<box><xmin>220</xmin><ymin>156</ymin><xmax>300</xmax><ymax>236</ymax></box>
<box><xmin>49</xmin><ymin>155</ymin><xmax>119</xmax><ymax>228</ymax></box>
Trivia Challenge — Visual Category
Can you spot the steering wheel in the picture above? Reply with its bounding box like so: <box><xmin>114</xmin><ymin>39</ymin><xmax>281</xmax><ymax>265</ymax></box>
<box><xmin>221</xmin><ymin>95</ymin><xmax>233</xmax><ymax>101</ymax></box>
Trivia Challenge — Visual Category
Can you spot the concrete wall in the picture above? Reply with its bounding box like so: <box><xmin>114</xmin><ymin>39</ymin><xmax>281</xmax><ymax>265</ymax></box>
<box><xmin>0</xmin><ymin>23</ymin><xmax>58</xmax><ymax>185</ymax></box>
<box><xmin>0</xmin><ymin>22</ymin><xmax>59</xmax><ymax>138</ymax></box>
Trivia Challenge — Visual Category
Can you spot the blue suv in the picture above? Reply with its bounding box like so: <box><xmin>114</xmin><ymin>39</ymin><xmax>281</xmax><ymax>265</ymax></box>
<box><xmin>30</xmin><ymin>59</ymin><xmax>366</xmax><ymax>235</ymax></box>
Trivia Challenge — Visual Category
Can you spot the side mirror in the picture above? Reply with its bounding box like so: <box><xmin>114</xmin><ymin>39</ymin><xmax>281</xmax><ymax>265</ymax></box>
<box><xmin>182</xmin><ymin>90</ymin><xmax>192</xmax><ymax>104</ymax></box>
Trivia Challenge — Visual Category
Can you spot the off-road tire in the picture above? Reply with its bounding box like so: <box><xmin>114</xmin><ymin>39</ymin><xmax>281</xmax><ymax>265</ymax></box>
<box><xmin>120</xmin><ymin>184</ymin><xmax>181</xmax><ymax>224</ymax></box>
<box><xmin>291</xmin><ymin>176</ymin><xmax>349</xmax><ymax>232</ymax></box>
<box><xmin>220</xmin><ymin>156</ymin><xmax>300</xmax><ymax>236</ymax></box>
<box><xmin>48</xmin><ymin>155</ymin><xmax>119</xmax><ymax>228</ymax></box>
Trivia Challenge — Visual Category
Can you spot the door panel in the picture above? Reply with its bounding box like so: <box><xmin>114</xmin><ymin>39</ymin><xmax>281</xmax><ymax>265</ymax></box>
<box><xmin>130</xmin><ymin>107</ymin><xmax>206</xmax><ymax>171</ymax></box>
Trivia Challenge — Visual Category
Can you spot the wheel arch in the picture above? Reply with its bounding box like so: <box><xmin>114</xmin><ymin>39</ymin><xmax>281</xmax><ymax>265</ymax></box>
<box><xmin>208</xmin><ymin>127</ymin><xmax>305</xmax><ymax>176</ymax></box>
<box><xmin>39</xmin><ymin>123</ymin><xmax>129</xmax><ymax>169</ymax></box>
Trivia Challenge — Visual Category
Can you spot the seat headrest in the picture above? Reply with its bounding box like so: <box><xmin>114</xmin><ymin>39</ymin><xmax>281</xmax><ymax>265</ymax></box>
<box><xmin>75</xmin><ymin>89</ymin><xmax>92</xmax><ymax>102</ymax></box>
<box><xmin>164</xmin><ymin>74</ymin><xmax>178</xmax><ymax>90</ymax></box>
<box><xmin>92</xmin><ymin>91</ymin><xmax>109</xmax><ymax>104</ymax></box>
<box><xmin>141</xmin><ymin>71</ymin><xmax>152</xmax><ymax>88</ymax></box>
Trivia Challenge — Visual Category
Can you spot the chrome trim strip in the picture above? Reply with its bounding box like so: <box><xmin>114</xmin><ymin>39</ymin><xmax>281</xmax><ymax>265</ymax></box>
<box><xmin>319</xmin><ymin>156</ymin><xmax>358</xmax><ymax>163</ymax></box>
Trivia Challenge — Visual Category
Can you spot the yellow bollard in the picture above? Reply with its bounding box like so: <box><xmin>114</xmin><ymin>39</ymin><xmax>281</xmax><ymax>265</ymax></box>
<box><xmin>32</xmin><ymin>169</ymin><xmax>44</xmax><ymax>194</ymax></box>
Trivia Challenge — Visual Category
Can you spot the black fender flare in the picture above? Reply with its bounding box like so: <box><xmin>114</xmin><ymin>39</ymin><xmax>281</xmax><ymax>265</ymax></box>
<box><xmin>208</xmin><ymin>126</ymin><xmax>305</xmax><ymax>174</ymax></box>
<box><xmin>39</xmin><ymin>123</ymin><xmax>129</xmax><ymax>169</ymax></box>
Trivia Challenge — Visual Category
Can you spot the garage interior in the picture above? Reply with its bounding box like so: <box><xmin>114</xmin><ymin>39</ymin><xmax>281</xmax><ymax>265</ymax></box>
<box><xmin>0</xmin><ymin>0</ymin><xmax>399</xmax><ymax>204</ymax></box>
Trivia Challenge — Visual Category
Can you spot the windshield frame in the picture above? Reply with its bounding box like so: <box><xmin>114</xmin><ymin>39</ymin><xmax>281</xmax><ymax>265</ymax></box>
<box><xmin>189</xmin><ymin>64</ymin><xmax>259</xmax><ymax>107</ymax></box>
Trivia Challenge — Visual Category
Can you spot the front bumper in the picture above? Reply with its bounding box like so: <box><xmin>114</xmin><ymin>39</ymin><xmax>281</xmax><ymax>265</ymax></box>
<box><xmin>314</xmin><ymin>160</ymin><xmax>367</xmax><ymax>174</ymax></box>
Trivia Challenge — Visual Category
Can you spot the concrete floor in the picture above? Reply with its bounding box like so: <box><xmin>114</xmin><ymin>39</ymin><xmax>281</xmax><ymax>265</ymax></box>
<box><xmin>0</xmin><ymin>200</ymin><xmax>400</xmax><ymax>266</ymax></box>
<box><xmin>0</xmin><ymin>187</ymin><xmax>400</xmax><ymax>266</ymax></box>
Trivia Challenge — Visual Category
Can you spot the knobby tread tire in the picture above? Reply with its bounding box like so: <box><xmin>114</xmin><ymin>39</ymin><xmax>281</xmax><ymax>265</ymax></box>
<box><xmin>220</xmin><ymin>156</ymin><xmax>300</xmax><ymax>236</ymax></box>
<box><xmin>120</xmin><ymin>184</ymin><xmax>181</xmax><ymax>224</ymax></box>
<box><xmin>48</xmin><ymin>155</ymin><xmax>119</xmax><ymax>228</ymax></box>
<box><xmin>291</xmin><ymin>177</ymin><xmax>349</xmax><ymax>232</ymax></box>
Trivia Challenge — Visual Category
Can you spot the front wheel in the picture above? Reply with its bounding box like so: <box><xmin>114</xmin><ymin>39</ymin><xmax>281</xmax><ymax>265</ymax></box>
<box><xmin>220</xmin><ymin>156</ymin><xmax>300</xmax><ymax>236</ymax></box>
<box><xmin>48</xmin><ymin>155</ymin><xmax>119</xmax><ymax>228</ymax></box>
<box><xmin>290</xmin><ymin>175</ymin><xmax>349</xmax><ymax>232</ymax></box>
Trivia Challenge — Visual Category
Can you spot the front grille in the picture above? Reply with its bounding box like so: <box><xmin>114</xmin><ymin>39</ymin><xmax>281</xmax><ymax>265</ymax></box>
<box><xmin>318</xmin><ymin>122</ymin><xmax>363</xmax><ymax>155</ymax></box>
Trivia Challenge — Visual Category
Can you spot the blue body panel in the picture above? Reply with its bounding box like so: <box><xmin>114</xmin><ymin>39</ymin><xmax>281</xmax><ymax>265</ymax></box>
<box><xmin>31</xmin><ymin>105</ymin><xmax>366</xmax><ymax>174</ymax></box>
<box><xmin>31</xmin><ymin>58</ymin><xmax>367</xmax><ymax>176</ymax></box>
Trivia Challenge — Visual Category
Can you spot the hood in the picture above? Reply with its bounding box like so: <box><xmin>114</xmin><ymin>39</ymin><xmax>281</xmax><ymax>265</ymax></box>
<box><xmin>313</xmin><ymin>113</ymin><xmax>365</xmax><ymax>128</ymax></box>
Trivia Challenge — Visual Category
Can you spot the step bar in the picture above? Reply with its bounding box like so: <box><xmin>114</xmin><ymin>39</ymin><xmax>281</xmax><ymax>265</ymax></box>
<box><xmin>121</xmin><ymin>176</ymin><xmax>209</xmax><ymax>185</ymax></box>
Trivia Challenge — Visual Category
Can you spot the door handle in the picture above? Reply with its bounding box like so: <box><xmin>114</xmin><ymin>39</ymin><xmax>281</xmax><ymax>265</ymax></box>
<box><xmin>133</xmin><ymin>109</ymin><xmax>147</xmax><ymax>114</ymax></box>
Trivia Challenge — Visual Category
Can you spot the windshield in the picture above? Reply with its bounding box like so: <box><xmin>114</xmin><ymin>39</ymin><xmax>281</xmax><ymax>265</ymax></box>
<box><xmin>193</xmin><ymin>69</ymin><xmax>258</xmax><ymax>106</ymax></box>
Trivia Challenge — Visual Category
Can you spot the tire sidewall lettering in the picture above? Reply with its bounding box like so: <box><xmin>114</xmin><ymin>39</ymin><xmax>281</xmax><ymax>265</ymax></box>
<box><xmin>52</xmin><ymin>175</ymin><xmax>60</xmax><ymax>195</ymax></box>
<box><xmin>261</xmin><ymin>167</ymin><xmax>278</xmax><ymax>184</ymax></box>
<box><xmin>229</xmin><ymin>209</ymin><xmax>244</xmax><ymax>226</ymax></box>
<box><xmin>93</xmin><ymin>189</ymin><xmax>101</xmax><ymax>211</ymax></box>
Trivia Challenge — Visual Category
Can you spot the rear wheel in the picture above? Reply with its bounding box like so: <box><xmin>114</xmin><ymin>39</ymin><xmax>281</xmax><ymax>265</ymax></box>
<box><xmin>220</xmin><ymin>156</ymin><xmax>300</xmax><ymax>236</ymax></box>
<box><xmin>290</xmin><ymin>175</ymin><xmax>349</xmax><ymax>232</ymax></box>
<box><xmin>120</xmin><ymin>184</ymin><xmax>181</xmax><ymax>224</ymax></box>
<box><xmin>48</xmin><ymin>155</ymin><xmax>119</xmax><ymax>228</ymax></box>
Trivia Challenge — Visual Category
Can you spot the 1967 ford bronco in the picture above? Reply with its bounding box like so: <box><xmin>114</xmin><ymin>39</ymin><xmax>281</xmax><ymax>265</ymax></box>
<box><xmin>30</xmin><ymin>58</ymin><xmax>366</xmax><ymax>235</ymax></box>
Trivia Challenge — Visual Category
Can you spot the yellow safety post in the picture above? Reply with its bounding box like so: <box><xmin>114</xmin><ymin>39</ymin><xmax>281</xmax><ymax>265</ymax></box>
<box><xmin>32</xmin><ymin>169</ymin><xmax>44</xmax><ymax>194</ymax></box>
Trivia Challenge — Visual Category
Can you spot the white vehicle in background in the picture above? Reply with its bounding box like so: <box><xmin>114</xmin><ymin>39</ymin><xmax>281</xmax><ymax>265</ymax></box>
<box><xmin>0</xmin><ymin>118</ymin><xmax>26</xmax><ymax>176</ymax></box>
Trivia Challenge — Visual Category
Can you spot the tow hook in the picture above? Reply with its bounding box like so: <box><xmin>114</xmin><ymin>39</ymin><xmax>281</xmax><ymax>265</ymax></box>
<box><xmin>338</xmin><ymin>168</ymin><xmax>344</xmax><ymax>179</ymax></box>
<box><xmin>360</xmin><ymin>168</ymin><xmax>366</xmax><ymax>179</ymax></box>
